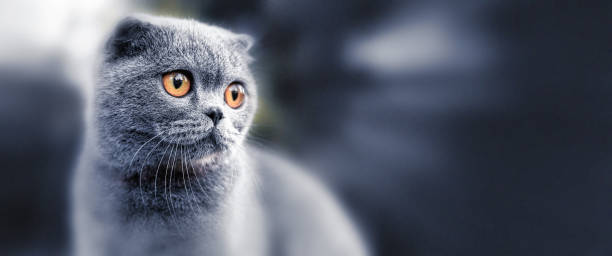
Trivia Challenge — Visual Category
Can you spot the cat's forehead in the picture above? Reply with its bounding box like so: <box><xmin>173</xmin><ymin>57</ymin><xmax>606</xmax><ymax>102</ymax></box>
<box><xmin>142</xmin><ymin>15</ymin><xmax>248</xmax><ymax>71</ymax></box>
<box><xmin>155</xmin><ymin>17</ymin><xmax>232</xmax><ymax>41</ymax></box>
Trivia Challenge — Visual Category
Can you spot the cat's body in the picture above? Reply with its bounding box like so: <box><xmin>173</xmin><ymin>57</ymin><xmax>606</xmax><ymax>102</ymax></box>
<box><xmin>72</xmin><ymin>14</ymin><xmax>367</xmax><ymax>256</ymax></box>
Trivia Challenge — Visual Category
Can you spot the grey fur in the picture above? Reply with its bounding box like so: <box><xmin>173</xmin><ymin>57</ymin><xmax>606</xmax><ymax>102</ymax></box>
<box><xmin>72</xmin><ymin>14</ymin><xmax>368</xmax><ymax>256</ymax></box>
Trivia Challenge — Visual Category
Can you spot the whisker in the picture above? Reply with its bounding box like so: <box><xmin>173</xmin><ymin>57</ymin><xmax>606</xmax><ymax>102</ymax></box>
<box><xmin>180</xmin><ymin>145</ymin><xmax>199</xmax><ymax>215</ymax></box>
<box><xmin>169</xmin><ymin>144</ymin><xmax>178</xmax><ymax>210</ymax></box>
<box><xmin>154</xmin><ymin>137</ymin><xmax>174</xmax><ymax>201</ymax></box>
<box><xmin>163</xmin><ymin>144</ymin><xmax>181</xmax><ymax>233</ymax></box>
<box><xmin>183</xmin><ymin>146</ymin><xmax>203</xmax><ymax>214</ymax></box>
<box><xmin>167</xmin><ymin>144</ymin><xmax>184</xmax><ymax>236</ymax></box>
<box><xmin>245</xmin><ymin>123</ymin><xmax>277</xmax><ymax>129</ymax></box>
<box><xmin>245</xmin><ymin>136</ymin><xmax>269</xmax><ymax>148</ymax></box>
<box><xmin>138</xmin><ymin>134</ymin><xmax>167</xmax><ymax>205</ymax></box>
<box><xmin>164</xmin><ymin>144</ymin><xmax>176</xmax><ymax>207</ymax></box>
<box><xmin>189</xmin><ymin>156</ymin><xmax>213</xmax><ymax>203</ymax></box>
<box><xmin>127</xmin><ymin>133</ymin><xmax>163</xmax><ymax>171</ymax></box>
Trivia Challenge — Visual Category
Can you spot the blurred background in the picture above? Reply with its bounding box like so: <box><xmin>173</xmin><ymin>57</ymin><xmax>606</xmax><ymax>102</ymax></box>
<box><xmin>1</xmin><ymin>0</ymin><xmax>612</xmax><ymax>255</ymax></box>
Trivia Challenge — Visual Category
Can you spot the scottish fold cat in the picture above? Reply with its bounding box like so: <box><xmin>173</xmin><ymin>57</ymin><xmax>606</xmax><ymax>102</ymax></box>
<box><xmin>71</xmin><ymin>14</ymin><xmax>368</xmax><ymax>256</ymax></box>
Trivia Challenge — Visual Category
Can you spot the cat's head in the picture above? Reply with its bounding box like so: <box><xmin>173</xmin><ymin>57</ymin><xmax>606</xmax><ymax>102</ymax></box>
<box><xmin>95</xmin><ymin>14</ymin><xmax>256</xmax><ymax>174</ymax></box>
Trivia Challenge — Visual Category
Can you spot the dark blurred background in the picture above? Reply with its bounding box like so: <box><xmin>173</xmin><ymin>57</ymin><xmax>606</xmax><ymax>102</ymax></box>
<box><xmin>1</xmin><ymin>0</ymin><xmax>612</xmax><ymax>255</ymax></box>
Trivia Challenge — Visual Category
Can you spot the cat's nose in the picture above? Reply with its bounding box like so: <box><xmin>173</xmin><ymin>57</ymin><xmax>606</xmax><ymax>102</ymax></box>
<box><xmin>205</xmin><ymin>109</ymin><xmax>223</xmax><ymax>126</ymax></box>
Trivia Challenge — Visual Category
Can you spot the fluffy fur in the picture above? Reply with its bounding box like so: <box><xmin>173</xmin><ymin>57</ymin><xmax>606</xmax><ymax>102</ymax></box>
<box><xmin>72</xmin><ymin>14</ymin><xmax>368</xmax><ymax>256</ymax></box>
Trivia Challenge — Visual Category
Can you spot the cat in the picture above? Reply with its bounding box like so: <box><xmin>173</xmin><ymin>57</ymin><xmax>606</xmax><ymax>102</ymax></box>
<box><xmin>71</xmin><ymin>14</ymin><xmax>368</xmax><ymax>256</ymax></box>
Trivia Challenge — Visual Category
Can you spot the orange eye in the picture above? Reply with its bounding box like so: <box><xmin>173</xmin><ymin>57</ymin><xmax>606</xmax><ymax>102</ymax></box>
<box><xmin>162</xmin><ymin>71</ymin><xmax>191</xmax><ymax>97</ymax></box>
<box><xmin>224</xmin><ymin>82</ymin><xmax>245</xmax><ymax>109</ymax></box>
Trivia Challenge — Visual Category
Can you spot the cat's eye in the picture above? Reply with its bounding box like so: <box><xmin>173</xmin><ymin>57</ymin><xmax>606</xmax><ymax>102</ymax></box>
<box><xmin>224</xmin><ymin>82</ymin><xmax>245</xmax><ymax>109</ymax></box>
<box><xmin>162</xmin><ymin>71</ymin><xmax>191</xmax><ymax>97</ymax></box>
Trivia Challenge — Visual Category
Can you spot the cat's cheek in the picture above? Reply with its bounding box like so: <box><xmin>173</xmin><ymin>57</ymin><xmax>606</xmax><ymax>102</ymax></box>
<box><xmin>213</xmin><ymin>120</ymin><xmax>238</xmax><ymax>144</ymax></box>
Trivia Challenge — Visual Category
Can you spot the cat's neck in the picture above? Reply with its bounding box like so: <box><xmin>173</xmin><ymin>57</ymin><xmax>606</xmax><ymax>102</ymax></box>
<box><xmin>74</xmin><ymin>146</ymin><xmax>266</xmax><ymax>256</ymax></box>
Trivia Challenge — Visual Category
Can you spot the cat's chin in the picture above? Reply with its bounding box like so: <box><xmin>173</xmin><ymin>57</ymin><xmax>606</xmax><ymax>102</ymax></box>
<box><xmin>117</xmin><ymin>130</ymin><xmax>235</xmax><ymax>184</ymax></box>
<box><xmin>194</xmin><ymin>151</ymin><xmax>223</xmax><ymax>165</ymax></box>
<box><xmin>120</xmin><ymin>142</ymin><xmax>235</xmax><ymax>215</ymax></box>
<box><xmin>163</xmin><ymin>133</ymin><xmax>232</xmax><ymax>160</ymax></box>
<box><xmin>160</xmin><ymin>127</ymin><xmax>234</xmax><ymax>151</ymax></box>
<box><xmin>130</xmin><ymin>138</ymin><xmax>229</xmax><ymax>179</ymax></box>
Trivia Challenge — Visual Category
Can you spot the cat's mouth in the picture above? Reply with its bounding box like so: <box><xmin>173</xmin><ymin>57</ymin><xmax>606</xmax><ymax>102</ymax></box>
<box><xmin>154</xmin><ymin>128</ymin><xmax>230</xmax><ymax>157</ymax></box>
<box><xmin>121</xmin><ymin>154</ymin><xmax>231</xmax><ymax>213</ymax></box>
<box><xmin>164</xmin><ymin>137</ymin><xmax>224</xmax><ymax>164</ymax></box>
<box><xmin>163</xmin><ymin>126</ymin><xmax>232</xmax><ymax>146</ymax></box>
<box><xmin>121</xmin><ymin>128</ymin><xmax>233</xmax><ymax>185</ymax></box>
<box><xmin>128</xmin><ymin>157</ymin><xmax>211</xmax><ymax>185</ymax></box>
<box><xmin>141</xmin><ymin>131</ymin><xmax>227</xmax><ymax>170</ymax></box>
<box><xmin>121</xmin><ymin>130</ymin><xmax>236</xmax><ymax>212</ymax></box>
<box><xmin>122</xmin><ymin>137</ymin><xmax>224</xmax><ymax>191</ymax></box>
<box><xmin>120</xmin><ymin>129</ymin><xmax>238</xmax><ymax>213</ymax></box>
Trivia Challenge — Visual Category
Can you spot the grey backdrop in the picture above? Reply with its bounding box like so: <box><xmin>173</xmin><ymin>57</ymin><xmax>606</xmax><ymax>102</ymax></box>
<box><xmin>1</xmin><ymin>1</ymin><xmax>612</xmax><ymax>255</ymax></box>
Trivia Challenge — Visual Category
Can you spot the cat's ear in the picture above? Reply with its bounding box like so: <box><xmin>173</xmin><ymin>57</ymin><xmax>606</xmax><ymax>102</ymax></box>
<box><xmin>232</xmin><ymin>34</ymin><xmax>254</xmax><ymax>52</ymax></box>
<box><xmin>105</xmin><ymin>16</ymin><xmax>156</xmax><ymax>60</ymax></box>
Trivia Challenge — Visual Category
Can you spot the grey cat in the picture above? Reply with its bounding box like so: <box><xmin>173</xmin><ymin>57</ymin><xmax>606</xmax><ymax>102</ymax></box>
<box><xmin>71</xmin><ymin>14</ymin><xmax>368</xmax><ymax>256</ymax></box>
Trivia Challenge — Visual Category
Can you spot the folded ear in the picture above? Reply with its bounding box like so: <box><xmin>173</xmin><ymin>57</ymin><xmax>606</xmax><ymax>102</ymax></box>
<box><xmin>105</xmin><ymin>16</ymin><xmax>156</xmax><ymax>60</ymax></box>
<box><xmin>233</xmin><ymin>34</ymin><xmax>254</xmax><ymax>52</ymax></box>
